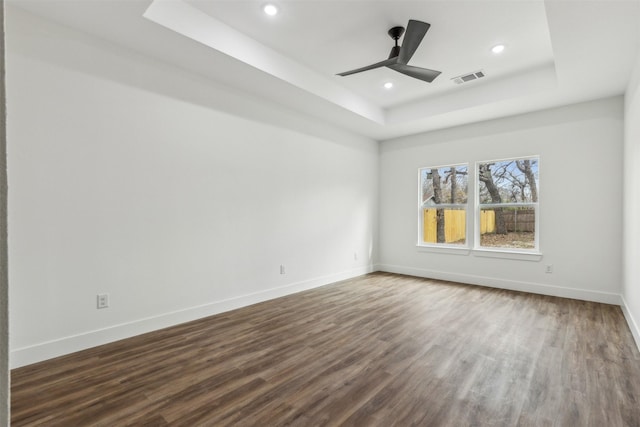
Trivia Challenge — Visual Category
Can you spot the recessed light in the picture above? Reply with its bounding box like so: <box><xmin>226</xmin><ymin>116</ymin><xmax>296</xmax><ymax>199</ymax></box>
<box><xmin>263</xmin><ymin>4</ymin><xmax>278</xmax><ymax>16</ymax></box>
<box><xmin>491</xmin><ymin>44</ymin><xmax>505</xmax><ymax>54</ymax></box>
<box><xmin>384</xmin><ymin>82</ymin><xmax>394</xmax><ymax>89</ymax></box>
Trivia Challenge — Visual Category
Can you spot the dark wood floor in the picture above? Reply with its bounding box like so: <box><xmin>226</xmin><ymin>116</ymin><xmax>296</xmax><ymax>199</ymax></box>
<box><xmin>11</xmin><ymin>272</ymin><xmax>640</xmax><ymax>426</ymax></box>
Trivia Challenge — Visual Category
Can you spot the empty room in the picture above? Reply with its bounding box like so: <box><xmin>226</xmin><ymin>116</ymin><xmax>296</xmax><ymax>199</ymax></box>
<box><xmin>2</xmin><ymin>0</ymin><xmax>640</xmax><ymax>425</ymax></box>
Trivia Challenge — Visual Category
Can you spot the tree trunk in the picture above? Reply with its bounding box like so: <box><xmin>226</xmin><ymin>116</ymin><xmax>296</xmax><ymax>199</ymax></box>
<box><xmin>479</xmin><ymin>164</ymin><xmax>507</xmax><ymax>235</ymax></box>
<box><xmin>431</xmin><ymin>168</ymin><xmax>445</xmax><ymax>243</ymax></box>
<box><xmin>518</xmin><ymin>160</ymin><xmax>538</xmax><ymax>202</ymax></box>
<box><xmin>450</xmin><ymin>167</ymin><xmax>457</xmax><ymax>203</ymax></box>
<box><xmin>493</xmin><ymin>207</ymin><xmax>507</xmax><ymax>234</ymax></box>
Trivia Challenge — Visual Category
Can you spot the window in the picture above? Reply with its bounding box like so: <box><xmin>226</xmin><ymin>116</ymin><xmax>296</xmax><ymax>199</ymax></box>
<box><xmin>418</xmin><ymin>164</ymin><xmax>468</xmax><ymax>246</ymax></box>
<box><xmin>477</xmin><ymin>157</ymin><xmax>539</xmax><ymax>251</ymax></box>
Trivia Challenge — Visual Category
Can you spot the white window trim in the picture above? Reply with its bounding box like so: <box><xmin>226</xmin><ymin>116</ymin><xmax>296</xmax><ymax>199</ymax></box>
<box><xmin>474</xmin><ymin>156</ymin><xmax>540</xmax><ymax>255</ymax></box>
<box><xmin>416</xmin><ymin>243</ymin><xmax>471</xmax><ymax>255</ymax></box>
<box><xmin>472</xmin><ymin>248</ymin><xmax>542</xmax><ymax>261</ymax></box>
<box><xmin>416</xmin><ymin>157</ymin><xmax>541</xmax><ymax>259</ymax></box>
<box><xmin>417</xmin><ymin>164</ymin><xmax>470</xmax><ymax>249</ymax></box>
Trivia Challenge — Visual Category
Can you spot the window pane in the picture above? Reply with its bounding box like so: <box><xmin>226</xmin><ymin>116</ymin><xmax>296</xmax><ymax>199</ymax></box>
<box><xmin>423</xmin><ymin>207</ymin><xmax>466</xmax><ymax>245</ymax></box>
<box><xmin>419</xmin><ymin>164</ymin><xmax>468</xmax><ymax>246</ymax></box>
<box><xmin>479</xmin><ymin>206</ymin><xmax>535</xmax><ymax>249</ymax></box>
<box><xmin>477</xmin><ymin>157</ymin><xmax>538</xmax><ymax>251</ymax></box>
<box><xmin>478</xmin><ymin>159</ymin><xmax>538</xmax><ymax>204</ymax></box>
<box><xmin>421</xmin><ymin>165</ymin><xmax>468</xmax><ymax>206</ymax></box>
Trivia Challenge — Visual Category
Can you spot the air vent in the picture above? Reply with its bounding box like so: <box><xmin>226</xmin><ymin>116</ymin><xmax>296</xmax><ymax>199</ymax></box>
<box><xmin>452</xmin><ymin>70</ymin><xmax>485</xmax><ymax>85</ymax></box>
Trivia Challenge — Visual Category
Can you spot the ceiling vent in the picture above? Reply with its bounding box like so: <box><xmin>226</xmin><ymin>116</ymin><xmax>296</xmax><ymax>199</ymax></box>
<box><xmin>452</xmin><ymin>70</ymin><xmax>485</xmax><ymax>84</ymax></box>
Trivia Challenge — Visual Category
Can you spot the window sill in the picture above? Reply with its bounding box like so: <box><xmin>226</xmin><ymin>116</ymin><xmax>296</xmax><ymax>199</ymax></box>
<box><xmin>472</xmin><ymin>248</ymin><xmax>542</xmax><ymax>262</ymax></box>
<box><xmin>416</xmin><ymin>244</ymin><xmax>470</xmax><ymax>256</ymax></box>
<box><xmin>415</xmin><ymin>244</ymin><xmax>543</xmax><ymax>261</ymax></box>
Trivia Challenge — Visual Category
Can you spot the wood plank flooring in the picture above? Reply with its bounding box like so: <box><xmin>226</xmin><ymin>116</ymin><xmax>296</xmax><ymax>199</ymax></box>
<box><xmin>11</xmin><ymin>272</ymin><xmax>640</xmax><ymax>426</ymax></box>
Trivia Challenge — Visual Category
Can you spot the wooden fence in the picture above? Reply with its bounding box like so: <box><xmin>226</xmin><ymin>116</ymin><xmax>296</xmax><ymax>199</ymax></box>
<box><xmin>500</xmin><ymin>208</ymin><xmax>535</xmax><ymax>232</ymax></box>
<box><xmin>480</xmin><ymin>210</ymin><xmax>495</xmax><ymax>234</ymax></box>
<box><xmin>423</xmin><ymin>209</ymin><xmax>466</xmax><ymax>243</ymax></box>
<box><xmin>423</xmin><ymin>208</ymin><xmax>534</xmax><ymax>243</ymax></box>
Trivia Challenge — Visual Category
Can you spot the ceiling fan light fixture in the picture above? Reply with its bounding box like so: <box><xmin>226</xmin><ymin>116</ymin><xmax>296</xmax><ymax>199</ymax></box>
<box><xmin>263</xmin><ymin>4</ymin><xmax>278</xmax><ymax>16</ymax></box>
<box><xmin>491</xmin><ymin>44</ymin><xmax>505</xmax><ymax>54</ymax></box>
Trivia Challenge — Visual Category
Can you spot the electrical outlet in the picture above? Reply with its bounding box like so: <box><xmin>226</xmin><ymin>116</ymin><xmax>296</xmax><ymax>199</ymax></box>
<box><xmin>545</xmin><ymin>265</ymin><xmax>553</xmax><ymax>274</ymax></box>
<box><xmin>353</xmin><ymin>252</ymin><xmax>358</xmax><ymax>261</ymax></box>
<box><xmin>280</xmin><ymin>265</ymin><xmax>286</xmax><ymax>275</ymax></box>
<box><xmin>97</xmin><ymin>293</ymin><xmax>109</xmax><ymax>309</ymax></box>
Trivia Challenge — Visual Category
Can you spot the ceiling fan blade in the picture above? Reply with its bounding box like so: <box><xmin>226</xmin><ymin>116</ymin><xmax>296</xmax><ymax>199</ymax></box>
<box><xmin>398</xmin><ymin>20</ymin><xmax>430</xmax><ymax>64</ymax></box>
<box><xmin>388</xmin><ymin>63</ymin><xmax>441</xmax><ymax>83</ymax></box>
<box><xmin>337</xmin><ymin>57</ymin><xmax>398</xmax><ymax>77</ymax></box>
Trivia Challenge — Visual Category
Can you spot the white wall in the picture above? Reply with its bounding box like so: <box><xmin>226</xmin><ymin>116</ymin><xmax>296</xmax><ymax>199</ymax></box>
<box><xmin>6</xmin><ymin>8</ymin><xmax>378</xmax><ymax>367</ymax></box>
<box><xmin>623</xmin><ymin>50</ymin><xmax>640</xmax><ymax>350</ymax></box>
<box><xmin>379</xmin><ymin>97</ymin><xmax>624</xmax><ymax>303</ymax></box>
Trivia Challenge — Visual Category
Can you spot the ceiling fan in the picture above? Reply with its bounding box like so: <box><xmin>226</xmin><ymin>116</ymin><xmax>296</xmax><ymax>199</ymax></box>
<box><xmin>337</xmin><ymin>20</ymin><xmax>441</xmax><ymax>83</ymax></box>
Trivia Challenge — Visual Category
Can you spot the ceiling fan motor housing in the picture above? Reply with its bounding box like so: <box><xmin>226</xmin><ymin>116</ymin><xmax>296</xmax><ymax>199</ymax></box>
<box><xmin>388</xmin><ymin>26</ymin><xmax>405</xmax><ymax>41</ymax></box>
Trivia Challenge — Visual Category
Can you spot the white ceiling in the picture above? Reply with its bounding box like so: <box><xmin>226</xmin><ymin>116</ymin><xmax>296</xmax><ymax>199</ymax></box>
<box><xmin>9</xmin><ymin>0</ymin><xmax>640</xmax><ymax>140</ymax></box>
<box><xmin>185</xmin><ymin>0</ymin><xmax>555</xmax><ymax>108</ymax></box>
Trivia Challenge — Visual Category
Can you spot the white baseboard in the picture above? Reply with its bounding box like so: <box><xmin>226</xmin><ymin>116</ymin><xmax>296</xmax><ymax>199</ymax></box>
<box><xmin>621</xmin><ymin>296</ymin><xmax>640</xmax><ymax>353</ymax></box>
<box><xmin>375</xmin><ymin>264</ymin><xmax>622</xmax><ymax>305</ymax></box>
<box><xmin>11</xmin><ymin>265</ymin><xmax>375</xmax><ymax>369</ymax></box>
